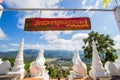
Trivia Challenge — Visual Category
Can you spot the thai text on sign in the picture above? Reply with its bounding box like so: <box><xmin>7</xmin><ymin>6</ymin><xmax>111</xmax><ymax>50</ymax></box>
<box><xmin>24</xmin><ymin>17</ymin><xmax>91</xmax><ymax>31</ymax></box>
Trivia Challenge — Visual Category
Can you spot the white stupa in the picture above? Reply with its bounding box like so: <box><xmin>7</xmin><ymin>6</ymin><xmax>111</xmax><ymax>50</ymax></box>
<box><xmin>0</xmin><ymin>58</ymin><xmax>11</xmax><ymax>75</ymax></box>
<box><xmin>30</xmin><ymin>49</ymin><xmax>49</xmax><ymax>80</ymax></box>
<box><xmin>8</xmin><ymin>39</ymin><xmax>26</xmax><ymax>80</ymax></box>
<box><xmin>68</xmin><ymin>50</ymin><xmax>87</xmax><ymax>80</ymax></box>
<box><xmin>36</xmin><ymin>49</ymin><xmax>45</xmax><ymax>66</ymax></box>
<box><xmin>0</xmin><ymin>59</ymin><xmax>3</xmax><ymax>64</ymax></box>
<box><xmin>114</xmin><ymin>49</ymin><xmax>120</xmax><ymax>76</ymax></box>
<box><xmin>89</xmin><ymin>41</ymin><xmax>110</xmax><ymax>80</ymax></box>
<box><xmin>105</xmin><ymin>61</ymin><xmax>118</xmax><ymax>76</ymax></box>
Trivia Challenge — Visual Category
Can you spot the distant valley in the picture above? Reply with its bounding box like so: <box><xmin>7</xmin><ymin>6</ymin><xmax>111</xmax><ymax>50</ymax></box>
<box><xmin>0</xmin><ymin>49</ymin><xmax>91</xmax><ymax>63</ymax></box>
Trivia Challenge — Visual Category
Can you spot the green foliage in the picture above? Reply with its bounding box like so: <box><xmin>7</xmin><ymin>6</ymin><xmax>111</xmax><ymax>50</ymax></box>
<box><xmin>61</xmin><ymin>68</ymin><xmax>70</xmax><ymax>77</ymax></box>
<box><xmin>113</xmin><ymin>54</ymin><xmax>118</xmax><ymax>59</ymax></box>
<box><xmin>46</xmin><ymin>62</ymin><xmax>71</xmax><ymax>78</ymax></box>
<box><xmin>82</xmin><ymin>31</ymin><xmax>116</xmax><ymax>63</ymax></box>
<box><xmin>24</xmin><ymin>61</ymin><xmax>30</xmax><ymax>74</ymax></box>
<box><xmin>47</xmin><ymin>67</ymin><xmax>58</xmax><ymax>78</ymax></box>
<box><xmin>86</xmin><ymin>63</ymin><xmax>91</xmax><ymax>75</ymax></box>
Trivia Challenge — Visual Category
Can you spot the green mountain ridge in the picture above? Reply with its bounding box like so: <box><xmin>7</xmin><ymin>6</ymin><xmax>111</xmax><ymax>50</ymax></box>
<box><xmin>0</xmin><ymin>49</ymin><xmax>91</xmax><ymax>63</ymax></box>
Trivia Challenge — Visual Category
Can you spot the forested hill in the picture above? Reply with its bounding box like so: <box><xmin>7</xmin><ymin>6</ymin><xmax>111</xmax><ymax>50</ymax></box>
<box><xmin>0</xmin><ymin>49</ymin><xmax>90</xmax><ymax>62</ymax></box>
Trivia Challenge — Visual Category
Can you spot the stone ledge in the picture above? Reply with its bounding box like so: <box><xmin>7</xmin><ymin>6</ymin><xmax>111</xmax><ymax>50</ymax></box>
<box><xmin>97</xmin><ymin>77</ymin><xmax>111</xmax><ymax>80</ymax></box>
<box><xmin>111</xmin><ymin>76</ymin><xmax>120</xmax><ymax>80</ymax></box>
<box><xmin>0</xmin><ymin>74</ymin><xmax>20</xmax><ymax>80</ymax></box>
<box><xmin>73</xmin><ymin>77</ymin><xmax>93</xmax><ymax>80</ymax></box>
<box><xmin>23</xmin><ymin>78</ymin><xmax>44</xmax><ymax>80</ymax></box>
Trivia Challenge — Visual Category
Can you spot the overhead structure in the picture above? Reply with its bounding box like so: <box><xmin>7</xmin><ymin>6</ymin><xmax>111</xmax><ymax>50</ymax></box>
<box><xmin>0</xmin><ymin>6</ymin><xmax>119</xmax><ymax>31</ymax></box>
<box><xmin>114</xmin><ymin>49</ymin><xmax>120</xmax><ymax>76</ymax></box>
<box><xmin>0</xmin><ymin>8</ymin><xmax>118</xmax><ymax>31</ymax></box>
<box><xmin>0</xmin><ymin>8</ymin><xmax>114</xmax><ymax>12</ymax></box>
<box><xmin>114</xmin><ymin>6</ymin><xmax>120</xmax><ymax>31</ymax></box>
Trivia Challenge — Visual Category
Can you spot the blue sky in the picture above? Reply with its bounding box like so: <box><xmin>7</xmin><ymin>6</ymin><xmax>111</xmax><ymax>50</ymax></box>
<box><xmin>0</xmin><ymin>0</ymin><xmax>120</xmax><ymax>51</ymax></box>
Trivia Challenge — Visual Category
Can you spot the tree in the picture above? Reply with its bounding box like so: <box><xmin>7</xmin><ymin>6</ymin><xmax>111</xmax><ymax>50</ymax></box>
<box><xmin>82</xmin><ymin>31</ymin><xmax>116</xmax><ymax>63</ymax></box>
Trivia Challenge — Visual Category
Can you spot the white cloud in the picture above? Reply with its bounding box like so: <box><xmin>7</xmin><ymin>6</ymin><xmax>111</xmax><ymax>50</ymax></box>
<box><xmin>45</xmin><ymin>33</ymin><xmax>88</xmax><ymax>50</ymax></box>
<box><xmin>103</xmin><ymin>27</ymin><xmax>107</xmax><ymax>30</ymax></box>
<box><xmin>0</xmin><ymin>28</ymin><xmax>7</xmax><ymax>40</ymax></box>
<box><xmin>40</xmin><ymin>31</ymin><xmax>61</xmax><ymax>41</ymax></box>
<box><xmin>82</xmin><ymin>0</ymin><xmax>87</xmax><ymax>6</ymax></box>
<box><xmin>9</xmin><ymin>44</ymin><xmax>19</xmax><ymax>47</ymax></box>
<box><xmin>9</xmin><ymin>33</ymin><xmax>88</xmax><ymax>50</ymax></box>
<box><xmin>62</xmin><ymin>31</ymin><xmax>73</xmax><ymax>35</ymax></box>
<box><xmin>0</xmin><ymin>45</ymin><xmax>7</xmax><ymax>48</ymax></box>
<box><xmin>82</xmin><ymin>0</ymin><xmax>102</xmax><ymax>16</ymax></box>
<box><xmin>4</xmin><ymin>0</ymin><xmax>71</xmax><ymax>29</ymax></box>
<box><xmin>113</xmin><ymin>35</ymin><xmax>120</xmax><ymax>49</ymax></box>
<box><xmin>10</xmin><ymin>43</ymin><xmax>44</xmax><ymax>49</ymax></box>
<box><xmin>25</xmin><ymin>44</ymin><xmax>44</xmax><ymax>49</ymax></box>
<box><xmin>95</xmin><ymin>0</ymin><xmax>101</xmax><ymax>8</ymax></box>
<box><xmin>8</xmin><ymin>49</ymin><xmax>15</xmax><ymax>51</ymax></box>
<box><xmin>114</xmin><ymin>35</ymin><xmax>120</xmax><ymax>41</ymax></box>
<box><xmin>45</xmin><ymin>0</ymin><xmax>60</xmax><ymax>8</ymax></box>
<box><xmin>46</xmin><ymin>39</ymin><xmax>72</xmax><ymax>50</ymax></box>
<box><xmin>4</xmin><ymin>0</ymin><xmax>47</xmax><ymax>8</ymax></box>
<box><xmin>17</xmin><ymin>12</ymin><xmax>40</xmax><ymax>29</ymax></box>
<box><xmin>71</xmin><ymin>33</ymin><xmax>88</xmax><ymax>41</ymax></box>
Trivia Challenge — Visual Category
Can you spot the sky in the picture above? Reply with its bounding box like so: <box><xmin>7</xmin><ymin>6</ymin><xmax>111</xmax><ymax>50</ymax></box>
<box><xmin>0</xmin><ymin>0</ymin><xmax>120</xmax><ymax>51</ymax></box>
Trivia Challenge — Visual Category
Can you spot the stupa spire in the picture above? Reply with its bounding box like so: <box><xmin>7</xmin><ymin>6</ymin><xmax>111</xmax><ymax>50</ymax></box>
<box><xmin>89</xmin><ymin>41</ymin><xmax>110</xmax><ymax>80</ymax></box>
<box><xmin>68</xmin><ymin>50</ymin><xmax>87</xmax><ymax>80</ymax></box>
<box><xmin>92</xmin><ymin>41</ymin><xmax>103</xmax><ymax>67</ymax></box>
<box><xmin>15</xmin><ymin>38</ymin><xmax>24</xmax><ymax>61</ymax></box>
<box><xmin>8</xmin><ymin>39</ymin><xmax>26</xmax><ymax>80</ymax></box>
<box><xmin>30</xmin><ymin>49</ymin><xmax>49</xmax><ymax>80</ymax></box>
<box><xmin>36</xmin><ymin>49</ymin><xmax>45</xmax><ymax>66</ymax></box>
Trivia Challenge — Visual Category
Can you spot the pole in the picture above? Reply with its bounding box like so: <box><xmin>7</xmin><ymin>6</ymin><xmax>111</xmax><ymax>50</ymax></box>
<box><xmin>0</xmin><ymin>8</ymin><xmax>114</xmax><ymax>12</ymax></box>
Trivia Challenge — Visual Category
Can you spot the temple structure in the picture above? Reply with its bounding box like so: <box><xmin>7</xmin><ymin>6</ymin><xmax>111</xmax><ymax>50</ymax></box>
<box><xmin>114</xmin><ymin>6</ymin><xmax>120</xmax><ymax>31</ymax></box>
<box><xmin>68</xmin><ymin>50</ymin><xmax>87</xmax><ymax>80</ymax></box>
<box><xmin>89</xmin><ymin>41</ymin><xmax>110</xmax><ymax>80</ymax></box>
<box><xmin>0</xmin><ymin>58</ymin><xmax>11</xmax><ymax>75</ymax></box>
<box><xmin>114</xmin><ymin>49</ymin><xmax>120</xmax><ymax>76</ymax></box>
<box><xmin>30</xmin><ymin>49</ymin><xmax>49</xmax><ymax>80</ymax></box>
<box><xmin>8</xmin><ymin>39</ymin><xmax>26</xmax><ymax>80</ymax></box>
<box><xmin>105</xmin><ymin>61</ymin><xmax>118</xmax><ymax>76</ymax></box>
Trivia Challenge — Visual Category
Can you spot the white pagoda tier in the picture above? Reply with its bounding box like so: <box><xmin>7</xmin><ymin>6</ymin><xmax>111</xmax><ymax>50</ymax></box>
<box><xmin>30</xmin><ymin>49</ymin><xmax>49</xmax><ymax>80</ymax></box>
<box><xmin>89</xmin><ymin>41</ymin><xmax>110</xmax><ymax>80</ymax></box>
<box><xmin>8</xmin><ymin>39</ymin><xmax>26</xmax><ymax>80</ymax></box>
<box><xmin>0</xmin><ymin>58</ymin><xmax>11</xmax><ymax>75</ymax></box>
<box><xmin>68</xmin><ymin>50</ymin><xmax>87</xmax><ymax>80</ymax></box>
<box><xmin>114</xmin><ymin>49</ymin><xmax>120</xmax><ymax>76</ymax></box>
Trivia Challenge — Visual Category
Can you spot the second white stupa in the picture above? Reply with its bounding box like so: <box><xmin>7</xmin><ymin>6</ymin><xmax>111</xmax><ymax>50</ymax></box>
<box><xmin>30</xmin><ymin>49</ymin><xmax>49</xmax><ymax>80</ymax></box>
<box><xmin>68</xmin><ymin>50</ymin><xmax>87</xmax><ymax>80</ymax></box>
<box><xmin>114</xmin><ymin>49</ymin><xmax>120</xmax><ymax>76</ymax></box>
<box><xmin>89</xmin><ymin>41</ymin><xmax>110</xmax><ymax>80</ymax></box>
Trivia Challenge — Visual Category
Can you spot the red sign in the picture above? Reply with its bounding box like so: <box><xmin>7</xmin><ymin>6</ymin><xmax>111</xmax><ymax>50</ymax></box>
<box><xmin>24</xmin><ymin>17</ymin><xmax>91</xmax><ymax>31</ymax></box>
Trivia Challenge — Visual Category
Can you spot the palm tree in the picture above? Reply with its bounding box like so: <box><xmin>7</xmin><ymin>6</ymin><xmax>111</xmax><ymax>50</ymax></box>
<box><xmin>82</xmin><ymin>31</ymin><xmax>116</xmax><ymax>63</ymax></box>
